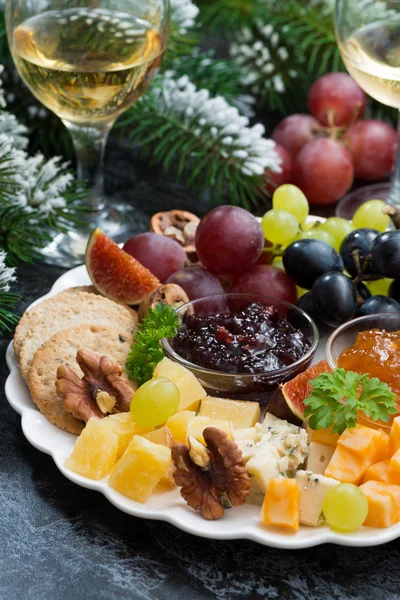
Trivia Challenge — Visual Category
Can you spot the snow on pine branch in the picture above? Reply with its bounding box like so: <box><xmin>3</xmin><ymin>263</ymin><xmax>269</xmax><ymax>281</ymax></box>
<box><xmin>149</xmin><ymin>73</ymin><xmax>281</xmax><ymax>177</ymax></box>
<box><xmin>0</xmin><ymin>251</ymin><xmax>16</xmax><ymax>293</ymax></box>
<box><xmin>170</xmin><ymin>0</ymin><xmax>199</xmax><ymax>34</ymax></box>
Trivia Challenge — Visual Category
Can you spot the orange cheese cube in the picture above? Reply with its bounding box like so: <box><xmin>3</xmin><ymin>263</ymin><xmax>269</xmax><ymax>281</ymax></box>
<box><xmin>307</xmin><ymin>426</ymin><xmax>339</xmax><ymax>447</ymax></box>
<box><xmin>389</xmin><ymin>416</ymin><xmax>400</xmax><ymax>456</ymax></box>
<box><xmin>360</xmin><ymin>480</ymin><xmax>400</xmax><ymax>528</ymax></box>
<box><xmin>389</xmin><ymin>449</ymin><xmax>400</xmax><ymax>485</ymax></box>
<box><xmin>325</xmin><ymin>445</ymin><xmax>369</xmax><ymax>485</ymax></box>
<box><xmin>338</xmin><ymin>425</ymin><xmax>389</xmax><ymax>464</ymax></box>
<box><xmin>260</xmin><ymin>478</ymin><xmax>300</xmax><ymax>532</ymax></box>
<box><xmin>362</xmin><ymin>459</ymin><xmax>390</xmax><ymax>484</ymax></box>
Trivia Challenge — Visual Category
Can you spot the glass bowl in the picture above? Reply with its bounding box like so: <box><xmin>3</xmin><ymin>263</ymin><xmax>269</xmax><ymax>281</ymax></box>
<box><xmin>325</xmin><ymin>312</ymin><xmax>400</xmax><ymax>432</ymax></box>
<box><xmin>162</xmin><ymin>293</ymin><xmax>319</xmax><ymax>404</ymax></box>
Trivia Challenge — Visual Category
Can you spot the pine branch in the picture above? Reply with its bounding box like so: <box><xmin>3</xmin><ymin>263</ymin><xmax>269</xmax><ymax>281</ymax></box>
<box><xmin>0</xmin><ymin>250</ymin><xmax>18</xmax><ymax>334</ymax></box>
<box><xmin>118</xmin><ymin>73</ymin><xmax>280</xmax><ymax>209</ymax></box>
<box><xmin>230</xmin><ymin>21</ymin><xmax>308</xmax><ymax>114</ymax></box>
<box><xmin>196</xmin><ymin>0</ymin><xmax>268</xmax><ymax>34</ymax></box>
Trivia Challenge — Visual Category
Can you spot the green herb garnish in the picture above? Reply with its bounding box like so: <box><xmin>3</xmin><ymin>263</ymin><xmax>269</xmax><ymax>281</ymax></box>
<box><xmin>304</xmin><ymin>369</ymin><xmax>398</xmax><ymax>435</ymax></box>
<box><xmin>126</xmin><ymin>303</ymin><xmax>179</xmax><ymax>386</ymax></box>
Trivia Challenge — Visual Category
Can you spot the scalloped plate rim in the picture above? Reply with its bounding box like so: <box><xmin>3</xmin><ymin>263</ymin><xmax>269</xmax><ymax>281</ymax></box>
<box><xmin>6</xmin><ymin>220</ymin><xmax>400</xmax><ymax>549</ymax></box>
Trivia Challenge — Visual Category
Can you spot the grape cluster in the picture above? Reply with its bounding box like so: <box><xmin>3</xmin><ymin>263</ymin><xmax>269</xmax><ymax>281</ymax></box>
<box><xmin>268</xmin><ymin>73</ymin><xmax>397</xmax><ymax>205</ymax></box>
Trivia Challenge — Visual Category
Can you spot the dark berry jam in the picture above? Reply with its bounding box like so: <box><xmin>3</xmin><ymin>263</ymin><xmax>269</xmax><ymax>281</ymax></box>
<box><xmin>172</xmin><ymin>302</ymin><xmax>310</xmax><ymax>374</ymax></box>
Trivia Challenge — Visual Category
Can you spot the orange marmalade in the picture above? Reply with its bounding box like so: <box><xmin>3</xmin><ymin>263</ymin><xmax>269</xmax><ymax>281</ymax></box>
<box><xmin>338</xmin><ymin>329</ymin><xmax>400</xmax><ymax>401</ymax></box>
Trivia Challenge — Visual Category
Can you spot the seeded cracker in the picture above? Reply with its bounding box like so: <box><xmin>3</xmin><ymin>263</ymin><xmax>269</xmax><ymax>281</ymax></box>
<box><xmin>28</xmin><ymin>324</ymin><xmax>134</xmax><ymax>434</ymax></box>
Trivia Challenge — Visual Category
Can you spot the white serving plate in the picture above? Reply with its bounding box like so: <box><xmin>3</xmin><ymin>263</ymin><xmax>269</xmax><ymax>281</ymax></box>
<box><xmin>6</xmin><ymin>263</ymin><xmax>400</xmax><ymax>549</ymax></box>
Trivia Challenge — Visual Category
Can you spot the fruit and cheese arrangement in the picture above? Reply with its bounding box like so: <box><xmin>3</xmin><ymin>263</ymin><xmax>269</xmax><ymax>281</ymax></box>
<box><xmin>11</xmin><ymin>191</ymin><xmax>400</xmax><ymax>540</ymax></box>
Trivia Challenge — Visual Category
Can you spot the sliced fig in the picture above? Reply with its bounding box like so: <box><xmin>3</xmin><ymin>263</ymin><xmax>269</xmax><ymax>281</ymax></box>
<box><xmin>267</xmin><ymin>360</ymin><xmax>332</xmax><ymax>425</ymax></box>
<box><xmin>137</xmin><ymin>283</ymin><xmax>190</xmax><ymax>322</ymax></box>
<box><xmin>150</xmin><ymin>210</ymin><xmax>200</xmax><ymax>263</ymax></box>
<box><xmin>85</xmin><ymin>228</ymin><xmax>159</xmax><ymax>305</ymax></box>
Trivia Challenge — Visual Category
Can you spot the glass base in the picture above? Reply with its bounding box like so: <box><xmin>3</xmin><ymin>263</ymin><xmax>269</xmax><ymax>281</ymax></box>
<box><xmin>335</xmin><ymin>182</ymin><xmax>391</xmax><ymax>219</ymax></box>
<box><xmin>39</xmin><ymin>194</ymin><xmax>150</xmax><ymax>268</ymax></box>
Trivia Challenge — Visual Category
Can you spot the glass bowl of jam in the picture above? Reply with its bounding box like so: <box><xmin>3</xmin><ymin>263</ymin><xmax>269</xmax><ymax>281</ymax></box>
<box><xmin>326</xmin><ymin>312</ymin><xmax>400</xmax><ymax>431</ymax></box>
<box><xmin>162</xmin><ymin>293</ymin><xmax>319</xmax><ymax>404</ymax></box>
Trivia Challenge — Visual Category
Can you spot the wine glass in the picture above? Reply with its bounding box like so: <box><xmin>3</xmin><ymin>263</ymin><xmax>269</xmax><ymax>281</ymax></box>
<box><xmin>335</xmin><ymin>0</ymin><xmax>400</xmax><ymax>218</ymax></box>
<box><xmin>6</xmin><ymin>0</ymin><xmax>170</xmax><ymax>266</ymax></box>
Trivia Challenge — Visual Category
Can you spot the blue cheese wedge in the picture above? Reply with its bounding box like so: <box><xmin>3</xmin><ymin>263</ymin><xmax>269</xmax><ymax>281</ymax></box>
<box><xmin>296</xmin><ymin>470</ymin><xmax>340</xmax><ymax>526</ymax></box>
<box><xmin>307</xmin><ymin>442</ymin><xmax>335</xmax><ymax>475</ymax></box>
<box><xmin>233</xmin><ymin>427</ymin><xmax>258</xmax><ymax>443</ymax></box>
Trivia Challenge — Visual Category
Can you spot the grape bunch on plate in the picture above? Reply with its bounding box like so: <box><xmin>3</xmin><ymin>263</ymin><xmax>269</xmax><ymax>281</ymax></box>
<box><xmin>268</xmin><ymin>72</ymin><xmax>397</xmax><ymax>205</ymax></box>
<box><xmin>121</xmin><ymin>191</ymin><xmax>400</xmax><ymax>333</ymax></box>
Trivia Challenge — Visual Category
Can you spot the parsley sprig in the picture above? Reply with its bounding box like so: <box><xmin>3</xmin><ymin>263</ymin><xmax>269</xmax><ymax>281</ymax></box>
<box><xmin>304</xmin><ymin>369</ymin><xmax>398</xmax><ymax>435</ymax></box>
<box><xmin>126</xmin><ymin>303</ymin><xmax>179</xmax><ymax>387</ymax></box>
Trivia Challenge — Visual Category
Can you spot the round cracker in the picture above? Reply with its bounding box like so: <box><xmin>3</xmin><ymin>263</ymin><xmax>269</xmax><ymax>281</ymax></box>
<box><xmin>15</xmin><ymin>291</ymin><xmax>137</xmax><ymax>378</ymax></box>
<box><xmin>28</xmin><ymin>324</ymin><xmax>135</xmax><ymax>435</ymax></box>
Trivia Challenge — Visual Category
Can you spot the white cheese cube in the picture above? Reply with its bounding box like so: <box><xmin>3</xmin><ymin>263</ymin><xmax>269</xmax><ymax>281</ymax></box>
<box><xmin>236</xmin><ymin>440</ymin><xmax>256</xmax><ymax>463</ymax></box>
<box><xmin>233</xmin><ymin>428</ymin><xmax>258</xmax><ymax>443</ymax></box>
<box><xmin>296</xmin><ymin>470</ymin><xmax>340</xmax><ymax>527</ymax></box>
<box><xmin>246</xmin><ymin>447</ymin><xmax>280</xmax><ymax>505</ymax></box>
<box><xmin>307</xmin><ymin>442</ymin><xmax>335</xmax><ymax>475</ymax></box>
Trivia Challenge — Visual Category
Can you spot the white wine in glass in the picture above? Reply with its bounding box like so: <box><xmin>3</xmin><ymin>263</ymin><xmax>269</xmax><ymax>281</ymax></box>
<box><xmin>335</xmin><ymin>0</ymin><xmax>400</xmax><ymax>218</ymax></box>
<box><xmin>6</xmin><ymin>1</ymin><xmax>170</xmax><ymax>266</ymax></box>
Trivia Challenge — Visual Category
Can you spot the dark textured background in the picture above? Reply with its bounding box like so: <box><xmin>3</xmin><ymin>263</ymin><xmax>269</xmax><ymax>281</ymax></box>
<box><xmin>1</xmin><ymin>143</ymin><xmax>399</xmax><ymax>600</ymax></box>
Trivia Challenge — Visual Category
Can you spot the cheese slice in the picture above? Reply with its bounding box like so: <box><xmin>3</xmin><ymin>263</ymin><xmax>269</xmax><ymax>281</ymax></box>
<box><xmin>296</xmin><ymin>470</ymin><xmax>340</xmax><ymax>527</ymax></box>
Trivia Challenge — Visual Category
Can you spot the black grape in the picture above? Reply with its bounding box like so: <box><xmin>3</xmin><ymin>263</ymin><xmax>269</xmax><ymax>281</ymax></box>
<box><xmin>283</xmin><ymin>239</ymin><xmax>343</xmax><ymax>289</ymax></box>
<box><xmin>312</xmin><ymin>272</ymin><xmax>357</xmax><ymax>327</ymax></box>
<box><xmin>389</xmin><ymin>278</ymin><xmax>400</xmax><ymax>302</ymax></box>
<box><xmin>339</xmin><ymin>228</ymin><xmax>379</xmax><ymax>278</ymax></box>
<box><xmin>356</xmin><ymin>295</ymin><xmax>400</xmax><ymax>316</ymax></box>
<box><xmin>371</xmin><ymin>231</ymin><xmax>400</xmax><ymax>278</ymax></box>
<box><xmin>357</xmin><ymin>282</ymin><xmax>371</xmax><ymax>301</ymax></box>
<box><xmin>296</xmin><ymin>292</ymin><xmax>332</xmax><ymax>335</ymax></box>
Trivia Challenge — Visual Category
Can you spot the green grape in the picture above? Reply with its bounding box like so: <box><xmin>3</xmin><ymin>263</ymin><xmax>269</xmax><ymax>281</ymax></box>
<box><xmin>130</xmin><ymin>377</ymin><xmax>180</xmax><ymax>427</ymax></box>
<box><xmin>296</xmin><ymin>286</ymin><xmax>308</xmax><ymax>298</ymax></box>
<box><xmin>295</xmin><ymin>229</ymin><xmax>335</xmax><ymax>247</ymax></box>
<box><xmin>272</xmin><ymin>184</ymin><xmax>309</xmax><ymax>225</ymax></box>
<box><xmin>261</xmin><ymin>209</ymin><xmax>299</xmax><ymax>246</ymax></box>
<box><xmin>366</xmin><ymin>278</ymin><xmax>393</xmax><ymax>296</ymax></box>
<box><xmin>322</xmin><ymin>483</ymin><xmax>368</xmax><ymax>532</ymax></box>
<box><xmin>319</xmin><ymin>217</ymin><xmax>354</xmax><ymax>251</ymax></box>
<box><xmin>352</xmin><ymin>199</ymin><xmax>390</xmax><ymax>232</ymax></box>
<box><xmin>271</xmin><ymin>256</ymin><xmax>284</xmax><ymax>270</ymax></box>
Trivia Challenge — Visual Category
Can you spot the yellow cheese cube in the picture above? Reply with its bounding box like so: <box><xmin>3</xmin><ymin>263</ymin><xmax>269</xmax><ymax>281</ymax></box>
<box><xmin>104</xmin><ymin>412</ymin><xmax>151</xmax><ymax>458</ymax></box>
<box><xmin>65</xmin><ymin>417</ymin><xmax>119</xmax><ymax>480</ymax></box>
<box><xmin>362</xmin><ymin>459</ymin><xmax>390</xmax><ymax>484</ymax></box>
<box><xmin>233</xmin><ymin>428</ymin><xmax>258</xmax><ymax>443</ymax></box>
<box><xmin>143</xmin><ymin>426</ymin><xmax>175</xmax><ymax>486</ymax></box>
<box><xmin>153</xmin><ymin>357</ymin><xmax>206</xmax><ymax>411</ymax></box>
<box><xmin>165</xmin><ymin>410</ymin><xmax>196</xmax><ymax>443</ymax></box>
<box><xmin>389</xmin><ymin>416</ymin><xmax>400</xmax><ymax>456</ymax></box>
<box><xmin>260</xmin><ymin>478</ymin><xmax>300</xmax><ymax>532</ymax></box>
<box><xmin>186</xmin><ymin>416</ymin><xmax>234</xmax><ymax>444</ymax></box>
<box><xmin>109</xmin><ymin>436</ymin><xmax>171</xmax><ymax>502</ymax></box>
<box><xmin>199</xmin><ymin>396</ymin><xmax>260</xmax><ymax>429</ymax></box>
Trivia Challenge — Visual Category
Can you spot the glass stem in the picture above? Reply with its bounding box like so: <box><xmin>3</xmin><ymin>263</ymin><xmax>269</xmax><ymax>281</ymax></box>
<box><xmin>63</xmin><ymin>120</ymin><xmax>114</xmax><ymax>213</ymax></box>
<box><xmin>389</xmin><ymin>110</ymin><xmax>400</xmax><ymax>207</ymax></box>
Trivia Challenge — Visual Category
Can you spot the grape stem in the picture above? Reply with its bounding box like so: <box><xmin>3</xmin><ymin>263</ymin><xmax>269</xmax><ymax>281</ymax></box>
<box><xmin>383</xmin><ymin>204</ymin><xmax>400</xmax><ymax>230</ymax></box>
<box><xmin>351</xmin><ymin>249</ymin><xmax>382</xmax><ymax>305</ymax></box>
<box><xmin>313</xmin><ymin>102</ymin><xmax>364</xmax><ymax>141</ymax></box>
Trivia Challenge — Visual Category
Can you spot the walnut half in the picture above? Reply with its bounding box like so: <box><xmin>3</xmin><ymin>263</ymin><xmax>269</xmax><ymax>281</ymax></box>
<box><xmin>172</xmin><ymin>427</ymin><xmax>251</xmax><ymax>520</ymax></box>
<box><xmin>56</xmin><ymin>349</ymin><xmax>135</xmax><ymax>423</ymax></box>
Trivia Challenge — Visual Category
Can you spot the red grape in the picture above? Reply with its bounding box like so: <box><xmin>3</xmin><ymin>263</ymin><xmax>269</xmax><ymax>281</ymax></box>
<box><xmin>229</xmin><ymin>265</ymin><xmax>297</xmax><ymax>305</ymax></box>
<box><xmin>308</xmin><ymin>73</ymin><xmax>366</xmax><ymax>127</ymax></box>
<box><xmin>195</xmin><ymin>206</ymin><xmax>264</xmax><ymax>275</ymax></box>
<box><xmin>166</xmin><ymin>265</ymin><xmax>227</xmax><ymax>312</ymax></box>
<box><xmin>343</xmin><ymin>120</ymin><xmax>397</xmax><ymax>181</ymax></box>
<box><xmin>271</xmin><ymin>114</ymin><xmax>319</xmax><ymax>157</ymax></box>
<box><xmin>264</xmin><ymin>144</ymin><xmax>293</xmax><ymax>194</ymax></box>
<box><xmin>123</xmin><ymin>232</ymin><xmax>186</xmax><ymax>283</ymax></box>
<box><xmin>293</xmin><ymin>138</ymin><xmax>354</xmax><ymax>205</ymax></box>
